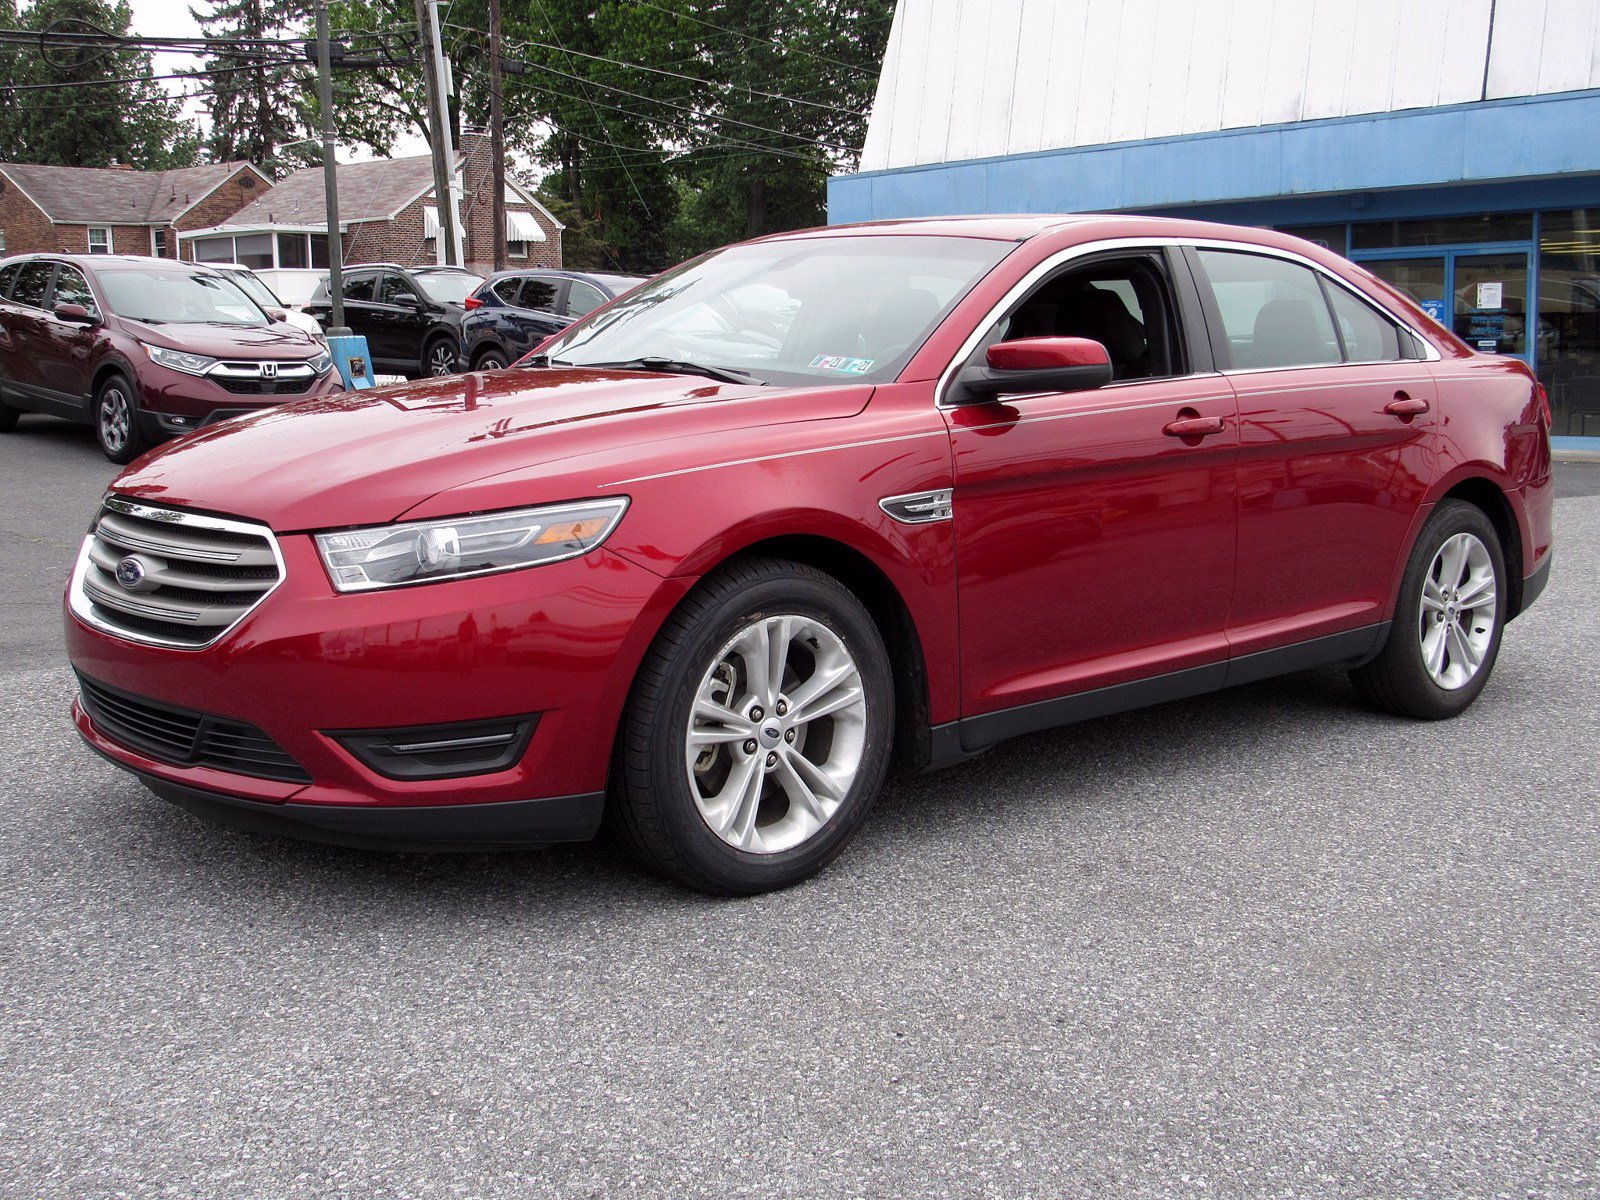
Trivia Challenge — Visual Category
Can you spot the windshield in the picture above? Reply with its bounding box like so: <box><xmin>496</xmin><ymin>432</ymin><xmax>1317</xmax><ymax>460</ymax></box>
<box><xmin>99</xmin><ymin>269</ymin><xmax>268</xmax><ymax>327</ymax></box>
<box><xmin>224</xmin><ymin>270</ymin><xmax>283</xmax><ymax>310</ymax></box>
<box><xmin>414</xmin><ymin>272</ymin><xmax>481</xmax><ymax>305</ymax></box>
<box><xmin>540</xmin><ymin>235</ymin><xmax>1010</xmax><ymax>385</ymax></box>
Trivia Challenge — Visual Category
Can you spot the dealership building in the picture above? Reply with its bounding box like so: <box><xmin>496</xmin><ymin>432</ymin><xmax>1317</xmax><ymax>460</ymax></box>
<box><xmin>830</xmin><ymin>0</ymin><xmax>1600</xmax><ymax>446</ymax></box>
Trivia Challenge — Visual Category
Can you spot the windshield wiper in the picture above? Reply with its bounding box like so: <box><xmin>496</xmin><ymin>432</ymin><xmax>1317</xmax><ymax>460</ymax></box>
<box><xmin>584</xmin><ymin>357</ymin><xmax>762</xmax><ymax>385</ymax></box>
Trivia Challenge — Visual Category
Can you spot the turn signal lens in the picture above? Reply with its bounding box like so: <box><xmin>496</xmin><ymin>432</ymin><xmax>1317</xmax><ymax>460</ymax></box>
<box><xmin>315</xmin><ymin>498</ymin><xmax>629</xmax><ymax>592</ymax></box>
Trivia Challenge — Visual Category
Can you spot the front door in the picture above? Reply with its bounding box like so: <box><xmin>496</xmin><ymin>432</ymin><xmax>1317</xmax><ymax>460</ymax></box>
<box><xmin>947</xmin><ymin>250</ymin><xmax>1239</xmax><ymax>739</ymax></box>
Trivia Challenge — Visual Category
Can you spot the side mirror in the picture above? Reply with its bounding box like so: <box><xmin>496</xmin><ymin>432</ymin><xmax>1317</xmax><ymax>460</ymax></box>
<box><xmin>265</xmin><ymin>306</ymin><xmax>288</xmax><ymax>322</ymax></box>
<box><xmin>53</xmin><ymin>302</ymin><xmax>98</xmax><ymax>326</ymax></box>
<box><xmin>949</xmin><ymin>337</ymin><xmax>1113</xmax><ymax>404</ymax></box>
<box><xmin>391</xmin><ymin>291</ymin><xmax>422</xmax><ymax>308</ymax></box>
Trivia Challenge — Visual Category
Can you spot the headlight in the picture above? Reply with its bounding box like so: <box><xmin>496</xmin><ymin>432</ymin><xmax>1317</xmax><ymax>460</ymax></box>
<box><xmin>144</xmin><ymin>344</ymin><xmax>219</xmax><ymax>376</ymax></box>
<box><xmin>307</xmin><ymin>350</ymin><xmax>333</xmax><ymax>375</ymax></box>
<box><xmin>315</xmin><ymin>498</ymin><xmax>629</xmax><ymax>592</ymax></box>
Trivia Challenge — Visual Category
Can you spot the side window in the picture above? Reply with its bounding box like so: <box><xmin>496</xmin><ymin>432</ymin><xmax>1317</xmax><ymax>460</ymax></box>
<box><xmin>1324</xmin><ymin>280</ymin><xmax>1404</xmax><ymax>362</ymax></box>
<box><xmin>12</xmin><ymin>261</ymin><xmax>54</xmax><ymax>309</ymax></box>
<box><xmin>1195</xmin><ymin>249</ymin><xmax>1341</xmax><ymax>370</ymax></box>
<box><xmin>520</xmin><ymin>276</ymin><xmax>560</xmax><ymax>311</ymax></box>
<box><xmin>378</xmin><ymin>273</ymin><xmax>415</xmax><ymax>305</ymax></box>
<box><xmin>341</xmin><ymin>272</ymin><xmax>376</xmax><ymax>302</ymax></box>
<box><xmin>978</xmin><ymin>254</ymin><xmax>1185</xmax><ymax>381</ymax></box>
<box><xmin>491</xmin><ymin>276</ymin><xmax>523</xmax><ymax>305</ymax></box>
<box><xmin>565</xmin><ymin>280</ymin><xmax>607</xmax><ymax>318</ymax></box>
<box><xmin>0</xmin><ymin>263</ymin><xmax>21</xmax><ymax>299</ymax></box>
<box><xmin>52</xmin><ymin>266</ymin><xmax>96</xmax><ymax>314</ymax></box>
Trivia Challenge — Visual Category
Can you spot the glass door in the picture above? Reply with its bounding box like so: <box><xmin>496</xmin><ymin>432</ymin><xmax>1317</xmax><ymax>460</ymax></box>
<box><xmin>1452</xmin><ymin>252</ymin><xmax>1529</xmax><ymax>358</ymax></box>
<box><xmin>1364</xmin><ymin>257</ymin><xmax>1447</xmax><ymax>325</ymax></box>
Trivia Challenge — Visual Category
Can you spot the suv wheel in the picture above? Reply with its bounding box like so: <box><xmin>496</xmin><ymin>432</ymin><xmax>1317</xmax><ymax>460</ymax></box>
<box><xmin>607</xmin><ymin>558</ymin><xmax>894</xmax><ymax>895</ymax></box>
<box><xmin>1351</xmin><ymin>500</ymin><xmax>1506</xmax><ymax>720</ymax></box>
<box><xmin>473</xmin><ymin>348</ymin><xmax>508</xmax><ymax>372</ymax></box>
<box><xmin>425</xmin><ymin>339</ymin><xmax>457</xmax><ymax>377</ymax></box>
<box><xmin>94</xmin><ymin>374</ymin><xmax>148</xmax><ymax>464</ymax></box>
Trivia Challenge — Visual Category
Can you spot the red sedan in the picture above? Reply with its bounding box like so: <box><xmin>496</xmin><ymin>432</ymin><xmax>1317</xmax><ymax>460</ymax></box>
<box><xmin>64</xmin><ymin>216</ymin><xmax>1554</xmax><ymax>894</ymax></box>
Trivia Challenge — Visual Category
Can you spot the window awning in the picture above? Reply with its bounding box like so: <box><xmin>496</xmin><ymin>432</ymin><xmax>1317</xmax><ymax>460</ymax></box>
<box><xmin>423</xmin><ymin>206</ymin><xmax>440</xmax><ymax>238</ymax></box>
<box><xmin>506</xmin><ymin>210</ymin><xmax>545</xmax><ymax>242</ymax></box>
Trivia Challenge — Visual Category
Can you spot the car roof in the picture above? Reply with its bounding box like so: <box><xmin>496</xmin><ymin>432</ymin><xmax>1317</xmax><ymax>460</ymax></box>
<box><xmin>484</xmin><ymin>268</ymin><xmax>646</xmax><ymax>287</ymax></box>
<box><xmin>0</xmin><ymin>252</ymin><xmax>235</xmax><ymax>274</ymax></box>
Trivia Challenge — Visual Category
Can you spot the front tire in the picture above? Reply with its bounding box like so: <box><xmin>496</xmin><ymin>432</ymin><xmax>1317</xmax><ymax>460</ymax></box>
<box><xmin>94</xmin><ymin>374</ymin><xmax>147</xmax><ymax>464</ymax></box>
<box><xmin>424</xmin><ymin>338</ymin><xmax>458</xmax><ymax>377</ymax></box>
<box><xmin>1351</xmin><ymin>499</ymin><xmax>1506</xmax><ymax>720</ymax></box>
<box><xmin>608</xmin><ymin>558</ymin><xmax>894</xmax><ymax>895</ymax></box>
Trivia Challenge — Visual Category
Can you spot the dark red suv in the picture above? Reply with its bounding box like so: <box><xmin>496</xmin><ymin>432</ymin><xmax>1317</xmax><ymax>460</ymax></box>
<box><xmin>65</xmin><ymin>217</ymin><xmax>1554</xmax><ymax>894</ymax></box>
<box><xmin>0</xmin><ymin>254</ymin><xmax>338</xmax><ymax>462</ymax></box>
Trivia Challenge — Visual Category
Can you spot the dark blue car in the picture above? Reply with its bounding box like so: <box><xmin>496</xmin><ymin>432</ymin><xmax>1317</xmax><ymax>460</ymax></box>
<box><xmin>459</xmin><ymin>269</ymin><xmax>647</xmax><ymax>371</ymax></box>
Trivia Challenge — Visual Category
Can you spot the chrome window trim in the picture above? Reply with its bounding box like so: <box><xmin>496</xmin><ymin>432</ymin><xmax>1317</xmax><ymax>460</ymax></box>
<box><xmin>935</xmin><ymin>236</ymin><xmax>1441</xmax><ymax>408</ymax></box>
<box><xmin>67</xmin><ymin>495</ymin><xmax>288</xmax><ymax>652</ymax></box>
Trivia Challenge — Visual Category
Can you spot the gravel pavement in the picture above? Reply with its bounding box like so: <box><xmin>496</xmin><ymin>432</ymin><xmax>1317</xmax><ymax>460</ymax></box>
<box><xmin>1</xmin><ymin>419</ymin><xmax>1596</xmax><ymax>1198</ymax></box>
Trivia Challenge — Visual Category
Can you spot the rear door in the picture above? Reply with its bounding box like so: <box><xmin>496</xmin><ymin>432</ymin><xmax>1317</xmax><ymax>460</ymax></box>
<box><xmin>3</xmin><ymin>261</ymin><xmax>60</xmax><ymax>407</ymax></box>
<box><xmin>329</xmin><ymin>270</ymin><xmax>383</xmax><ymax>364</ymax></box>
<box><xmin>947</xmin><ymin>248</ymin><xmax>1240</xmax><ymax>745</ymax></box>
<box><xmin>1186</xmin><ymin>246</ymin><xmax>1439</xmax><ymax>660</ymax></box>
<box><xmin>506</xmin><ymin>274</ymin><xmax>569</xmax><ymax>354</ymax></box>
<box><xmin>0</xmin><ymin>261</ymin><xmax>27</xmax><ymax>407</ymax></box>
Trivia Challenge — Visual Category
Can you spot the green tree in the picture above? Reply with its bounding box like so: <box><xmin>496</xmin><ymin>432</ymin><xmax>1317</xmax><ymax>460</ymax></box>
<box><xmin>189</xmin><ymin>0</ymin><xmax>315</xmax><ymax>172</ymax></box>
<box><xmin>2</xmin><ymin>0</ymin><xmax>200</xmax><ymax>168</ymax></box>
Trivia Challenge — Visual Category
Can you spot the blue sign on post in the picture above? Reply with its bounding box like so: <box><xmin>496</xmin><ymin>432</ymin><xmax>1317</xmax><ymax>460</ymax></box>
<box><xmin>326</xmin><ymin>333</ymin><xmax>376</xmax><ymax>390</ymax></box>
<box><xmin>1420</xmin><ymin>299</ymin><xmax>1446</xmax><ymax>323</ymax></box>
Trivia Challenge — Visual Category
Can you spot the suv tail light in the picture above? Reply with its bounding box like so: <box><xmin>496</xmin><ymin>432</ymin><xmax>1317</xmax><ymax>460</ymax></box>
<box><xmin>464</xmin><ymin>295</ymin><xmax>484</xmax><ymax>311</ymax></box>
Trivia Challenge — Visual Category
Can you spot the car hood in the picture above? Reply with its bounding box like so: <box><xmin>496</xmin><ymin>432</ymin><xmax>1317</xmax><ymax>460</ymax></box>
<box><xmin>109</xmin><ymin>368</ymin><xmax>873</xmax><ymax>530</ymax></box>
<box><xmin>120</xmin><ymin>318</ymin><xmax>322</xmax><ymax>359</ymax></box>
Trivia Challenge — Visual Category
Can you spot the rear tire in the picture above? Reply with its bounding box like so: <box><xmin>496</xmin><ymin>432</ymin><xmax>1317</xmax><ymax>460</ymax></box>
<box><xmin>473</xmin><ymin>348</ymin><xmax>508</xmax><ymax>372</ymax></box>
<box><xmin>1350</xmin><ymin>500</ymin><xmax>1506</xmax><ymax>720</ymax></box>
<box><xmin>607</xmin><ymin>558</ymin><xmax>894</xmax><ymax>895</ymax></box>
<box><xmin>94</xmin><ymin>374</ymin><xmax>148</xmax><ymax>464</ymax></box>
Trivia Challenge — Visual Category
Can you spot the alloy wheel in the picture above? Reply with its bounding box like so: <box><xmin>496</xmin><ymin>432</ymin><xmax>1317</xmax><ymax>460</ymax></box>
<box><xmin>99</xmin><ymin>388</ymin><xmax>130</xmax><ymax>453</ymax></box>
<box><xmin>1418</xmin><ymin>531</ymin><xmax>1497</xmax><ymax>690</ymax></box>
<box><xmin>428</xmin><ymin>343</ymin><xmax>456</xmax><ymax>376</ymax></box>
<box><xmin>685</xmin><ymin>614</ymin><xmax>868</xmax><ymax>854</ymax></box>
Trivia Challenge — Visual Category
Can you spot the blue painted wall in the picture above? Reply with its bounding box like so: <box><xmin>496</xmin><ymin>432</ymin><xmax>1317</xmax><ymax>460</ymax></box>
<box><xmin>829</xmin><ymin>89</ymin><xmax>1600</xmax><ymax>226</ymax></box>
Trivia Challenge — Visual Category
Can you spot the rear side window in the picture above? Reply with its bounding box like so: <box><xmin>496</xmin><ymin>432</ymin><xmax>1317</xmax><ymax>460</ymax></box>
<box><xmin>491</xmin><ymin>276</ymin><xmax>522</xmax><ymax>305</ymax></box>
<box><xmin>11</xmin><ymin>261</ymin><xmax>54</xmax><ymax>309</ymax></box>
<box><xmin>520</xmin><ymin>277</ymin><xmax>559</xmax><ymax>311</ymax></box>
<box><xmin>342</xmin><ymin>273</ymin><xmax>376</xmax><ymax>302</ymax></box>
<box><xmin>565</xmin><ymin>279</ymin><xmax>606</xmax><ymax>317</ymax></box>
<box><xmin>1324</xmin><ymin>281</ymin><xmax>1403</xmax><ymax>362</ymax></box>
<box><xmin>0</xmin><ymin>262</ymin><xmax>20</xmax><ymax>299</ymax></box>
<box><xmin>1196</xmin><ymin>250</ymin><xmax>1340</xmax><ymax>370</ymax></box>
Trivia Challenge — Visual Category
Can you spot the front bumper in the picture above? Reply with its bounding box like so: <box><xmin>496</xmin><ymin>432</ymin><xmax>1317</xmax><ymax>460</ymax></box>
<box><xmin>136</xmin><ymin>366</ymin><xmax>343</xmax><ymax>436</ymax></box>
<box><xmin>66</xmin><ymin>538</ymin><xmax>692</xmax><ymax>841</ymax></box>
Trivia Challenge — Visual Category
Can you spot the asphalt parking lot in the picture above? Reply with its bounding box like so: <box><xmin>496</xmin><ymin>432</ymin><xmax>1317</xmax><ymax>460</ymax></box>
<box><xmin>1</xmin><ymin>414</ymin><xmax>1597</xmax><ymax>1198</ymax></box>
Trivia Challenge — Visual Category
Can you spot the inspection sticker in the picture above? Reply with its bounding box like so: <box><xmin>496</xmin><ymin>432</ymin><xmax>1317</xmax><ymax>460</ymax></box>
<box><xmin>810</xmin><ymin>355</ymin><xmax>875</xmax><ymax>374</ymax></box>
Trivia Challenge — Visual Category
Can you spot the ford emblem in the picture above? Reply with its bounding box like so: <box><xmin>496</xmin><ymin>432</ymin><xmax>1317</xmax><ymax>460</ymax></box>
<box><xmin>115</xmin><ymin>556</ymin><xmax>146</xmax><ymax>588</ymax></box>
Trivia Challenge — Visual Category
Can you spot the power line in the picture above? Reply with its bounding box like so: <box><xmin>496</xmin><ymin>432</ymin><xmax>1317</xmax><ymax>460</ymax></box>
<box><xmin>622</xmin><ymin>0</ymin><xmax>879</xmax><ymax>80</ymax></box>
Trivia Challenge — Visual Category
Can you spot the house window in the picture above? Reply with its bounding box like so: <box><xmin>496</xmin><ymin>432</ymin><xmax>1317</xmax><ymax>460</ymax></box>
<box><xmin>151</xmin><ymin>227</ymin><xmax>167</xmax><ymax>257</ymax></box>
<box><xmin>88</xmin><ymin>227</ymin><xmax>112</xmax><ymax>254</ymax></box>
<box><xmin>0</xmin><ymin>231</ymin><xmax>7</xmax><ymax>254</ymax></box>
<box><xmin>193</xmin><ymin>237</ymin><xmax>234</xmax><ymax>263</ymax></box>
<box><xmin>505</xmin><ymin>211</ymin><xmax>544</xmax><ymax>260</ymax></box>
<box><xmin>277</xmin><ymin>233</ymin><xmax>308</xmax><ymax>269</ymax></box>
<box><xmin>235</xmin><ymin>233</ymin><xmax>273</xmax><ymax>270</ymax></box>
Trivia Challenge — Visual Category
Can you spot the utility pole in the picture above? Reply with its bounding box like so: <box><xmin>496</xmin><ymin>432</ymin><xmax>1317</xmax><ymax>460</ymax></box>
<box><xmin>314</xmin><ymin>0</ymin><xmax>348</xmax><ymax>338</ymax></box>
<box><xmin>489</xmin><ymin>0</ymin><xmax>507</xmax><ymax>272</ymax></box>
<box><xmin>414</xmin><ymin>0</ymin><xmax>460</xmax><ymax>265</ymax></box>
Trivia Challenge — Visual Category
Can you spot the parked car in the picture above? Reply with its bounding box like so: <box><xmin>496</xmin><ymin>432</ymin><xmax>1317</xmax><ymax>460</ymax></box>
<box><xmin>65</xmin><ymin>216</ymin><xmax>1553</xmax><ymax>894</ymax></box>
<box><xmin>459</xmin><ymin>269</ymin><xmax>646</xmax><ymax>371</ymax></box>
<box><xmin>251</xmin><ymin>268</ymin><xmax>328</xmax><ymax>313</ymax></box>
<box><xmin>305</xmin><ymin>263</ymin><xmax>481</xmax><ymax>378</ymax></box>
<box><xmin>0</xmin><ymin>254</ymin><xmax>337</xmax><ymax>462</ymax></box>
<box><xmin>208</xmin><ymin>263</ymin><xmax>325</xmax><ymax>342</ymax></box>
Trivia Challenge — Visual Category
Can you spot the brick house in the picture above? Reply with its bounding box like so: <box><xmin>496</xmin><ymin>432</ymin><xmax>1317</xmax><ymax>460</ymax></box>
<box><xmin>180</xmin><ymin>133</ymin><xmax>563</xmax><ymax>276</ymax></box>
<box><xmin>0</xmin><ymin>161</ymin><xmax>270</xmax><ymax>259</ymax></box>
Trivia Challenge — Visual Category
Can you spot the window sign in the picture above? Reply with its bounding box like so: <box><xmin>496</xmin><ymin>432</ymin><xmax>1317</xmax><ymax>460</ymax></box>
<box><xmin>1477</xmin><ymin>281</ymin><xmax>1503</xmax><ymax>309</ymax></box>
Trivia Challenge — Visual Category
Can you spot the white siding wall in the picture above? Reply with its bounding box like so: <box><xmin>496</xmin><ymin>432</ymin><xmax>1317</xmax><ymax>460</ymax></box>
<box><xmin>860</xmin><ymin>0</ymin><xmax>1600</xmax><ymax>171</ymax></box>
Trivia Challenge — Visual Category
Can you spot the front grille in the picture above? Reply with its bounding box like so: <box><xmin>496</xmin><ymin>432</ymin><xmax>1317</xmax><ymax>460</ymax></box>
<box><xmin>77</xmin><ymin>673</ymin><xmax>311</xmax><ymax>783</ymax></box>
<box><xmin>70</xmin><ymin>496</ymin><xmax>284</xmax><ymax>649</ymax></box>
<box><xmin>214</xmin><ymin>376</ymin><xmax>315</xmax><ymax>396</ymax></box>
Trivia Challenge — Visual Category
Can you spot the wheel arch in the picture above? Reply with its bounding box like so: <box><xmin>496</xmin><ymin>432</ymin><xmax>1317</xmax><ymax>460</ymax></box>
<box><xmin>1438</xmin><ymin>475</ymin><xmax>1527</xmax><ymax>618</ymax></box>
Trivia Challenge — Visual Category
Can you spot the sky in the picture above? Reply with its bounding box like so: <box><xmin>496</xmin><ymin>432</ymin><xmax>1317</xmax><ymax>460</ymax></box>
<box><xmin>127</xmin><ymin>0</ymin><xmax>428</xmax><ymax>165</ymax></box>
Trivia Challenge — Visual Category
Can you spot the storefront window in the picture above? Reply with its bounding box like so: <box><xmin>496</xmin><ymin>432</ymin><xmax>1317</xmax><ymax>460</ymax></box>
<box><xmin>1538</xmin><ymin>209</ymin><xmax>1600</xmax><ymax>436</ymax></box>
<box><xmin>1352</xmin><ymin>212</ymin><xmax>1532</xmax><ymax>250</ymax></box>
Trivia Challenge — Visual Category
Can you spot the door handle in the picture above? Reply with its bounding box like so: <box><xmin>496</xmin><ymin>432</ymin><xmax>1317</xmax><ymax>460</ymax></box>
<box><xmin>1163</xmin><ymin>415</ymin><xmax>1226</xmax><ymax>438</ymax></box>
<box><xmin>1384</xmin><ymin>393</ymin><xmax>1430</xmax><ymax>417</ymax></box>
